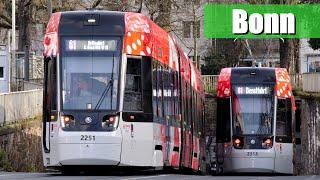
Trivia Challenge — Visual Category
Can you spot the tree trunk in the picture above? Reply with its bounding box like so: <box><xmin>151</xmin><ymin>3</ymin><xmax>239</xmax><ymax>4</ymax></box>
<box><xmin>279</xmin><ymin>38</ymin><xmax>299</xmax><ymax>73</ymax></box>
<box><xmin>279</xmin><ymin>38</ymin><xmax>290</xmax><ymax>70</ymax></box>
<box><xmin>294</xmin><ymin>39</ymin><xmax>300</xmax><ymax>73</ymax></box>
<box><xmin>17</xmin><ymin>0</ymin><xmax>32</xmax><ymax>81</ymax></box>
<box><xmin>154</xmin><ymin>0</ymin><xmax>171</xmax><ymax>31</ymax></box>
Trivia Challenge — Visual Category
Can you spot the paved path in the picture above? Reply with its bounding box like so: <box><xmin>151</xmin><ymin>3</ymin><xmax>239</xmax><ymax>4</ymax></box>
<box><xmin>0</xmin><ymin>172</ymin><xmax>319</xmax><ymax>180</ymax></box>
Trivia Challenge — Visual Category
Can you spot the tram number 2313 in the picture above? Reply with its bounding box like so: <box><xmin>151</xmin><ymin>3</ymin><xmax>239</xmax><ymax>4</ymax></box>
<box><xmin>246</xmin><ymin>152</ymin><xmax>258</xmax><ymax>156</ymax></box>
<box><xmin>80</xmin><ymin>135</ymin><xmax>96</xmax><ymax>141</ymax></box>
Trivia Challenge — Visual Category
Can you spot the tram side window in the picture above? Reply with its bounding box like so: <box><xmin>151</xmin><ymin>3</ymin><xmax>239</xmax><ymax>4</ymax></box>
<box><xmin>124</xmin><ymin>58</ymin><xmax>142</xmax><ymax>111</ymax></box>
<box><xmin>216</xmin><ymin>98</ymin><xmax>231</xmax><ymax>143</ymax></box>
<box><xmin>182</xmin><ymin>80</ymin><xmax>187</xmax><ymax>128</ymax></box>
<box><xmin>276</xmin><ymin>98</ymin><xmax>292</xmax><ymax>143</ymax></box>
<box><xmin>44</xmin><ymin>59</ymin><xmax>57</xmax><ymax>121</ymax></box>
<box><xmin>176</xmin><ymin>72</ymin><xmax>181</xmax><ymax>125</ymax></box>
<box><xmin>163</xmin><ymin>66</ymin><xmax>169</xmax><ymax>123</ymax></box>
<box><xmin>142</xmin><ymin>58</ymin><xmax>152</xmax><ymax>114</ymax></box>
<box><xmin>152</xmin><ymin>60</ymin><xmax>158</xmax><ymax>119</ymax></box>
<box><xmin>157</xmin><ymin>63</ymin><xmax>164</xmax><ymax>120</ymax></box>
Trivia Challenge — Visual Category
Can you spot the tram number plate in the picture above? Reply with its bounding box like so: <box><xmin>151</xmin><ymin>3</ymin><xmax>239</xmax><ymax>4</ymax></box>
<box><xmin>246</xmin><ymin>152</ymin><xmax>258</xmax><ymax>156</ymax></box>
<box><xmin>80</xmin><ymin>135</ymin><xmax>96</xmax><ymax>141</ymax></box>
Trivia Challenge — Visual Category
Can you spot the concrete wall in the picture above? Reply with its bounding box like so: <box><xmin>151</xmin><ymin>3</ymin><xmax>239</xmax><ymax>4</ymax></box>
<box><xmin>0</xmin><ymin>89</ymin><xmax>43</xmax><ymax>124</ymax></box>
<box><xmin>23</xmin><ymin>81</ymin><xmax>43</xmax><ymax>91</ymax></box>
<box><xmin>299</xmin><ymin>98</ymin><xmax>320</xmax><ymax>175</ymax></box>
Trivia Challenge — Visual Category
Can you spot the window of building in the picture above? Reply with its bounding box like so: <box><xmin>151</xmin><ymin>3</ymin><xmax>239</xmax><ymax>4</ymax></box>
<box><xmin>183</xmin><ymin>21</ymin><xmax>191</xmax><ymax>38</ymax></box>
<box><xmin>0</xmin><ymin>67</ymin><xmax>4</xmax><ymax>78</ymax></box>
<box><xmin>194</xmin><ymin>21</ymin><xmax>200</xmax><ymax>38</ymax></box>
<box><xmin>307</xmin><ymin>56</ymin><xmax>320</xmax><ymax>72</ymax></box>
<box><xmin>183</xmin><ymin>21</ymin><xmax>200</xmax><ymax>38</ymax></box>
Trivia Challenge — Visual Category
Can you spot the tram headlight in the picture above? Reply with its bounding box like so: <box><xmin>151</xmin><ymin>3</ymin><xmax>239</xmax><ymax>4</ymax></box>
<box><xmin>102</xmin><ymin>115</ymin><xmax>119</xmax><ymax>129</ymax></box>
<box><xmin>262</xmin><ymin>137</ymin><xmax>273</xmax><ymax>149</ymax></box>
<box><xmin>233</xmin><ymin>137</ymin><xmax>244</xmax><ymax>149</ymax></box>
<box><xmin>61</xmin><ymin>115</ymin><xmax>75</xmax><ymax>128</ymax></box>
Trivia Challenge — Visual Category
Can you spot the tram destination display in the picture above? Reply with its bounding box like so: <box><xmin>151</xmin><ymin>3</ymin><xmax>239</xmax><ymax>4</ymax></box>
<box><xmin>66</xmin><ymin>39</ymin><xmax>117</xmax><ymax>51</ymax></box>
<box><xmin>235</xmin><ymin>86</ymin><xmax>272</xmax><ymax>95</ymax></box>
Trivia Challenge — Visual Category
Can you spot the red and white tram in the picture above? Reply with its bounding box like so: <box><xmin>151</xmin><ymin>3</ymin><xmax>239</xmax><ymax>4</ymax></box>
<box><xmin>216</xmin><ymin>67</ymin><xmax>296</xmax><ymax>174</ymax></box>
<box><xmin>42</xmin><ymin>10</ymin><xmax>206</xmax><ymax>172</ymax></box>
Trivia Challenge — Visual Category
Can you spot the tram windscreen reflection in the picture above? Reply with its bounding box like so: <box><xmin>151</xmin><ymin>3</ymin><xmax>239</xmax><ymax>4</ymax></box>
<box><xmin>232</xmin><ymin>86</ymin><xmax>274</xmax><ymax>135</ymax></box>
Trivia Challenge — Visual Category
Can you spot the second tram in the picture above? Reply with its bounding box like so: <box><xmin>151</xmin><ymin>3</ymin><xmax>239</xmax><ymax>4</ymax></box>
<box><xmin>216</xmin><ymin>67</ymin><xmax>296</xmax><ymax>174</ymax></box>
<box><xmin>42</xmin><ymin>10</ymin><xmax>206</xmax><ymax>172</ymax></box>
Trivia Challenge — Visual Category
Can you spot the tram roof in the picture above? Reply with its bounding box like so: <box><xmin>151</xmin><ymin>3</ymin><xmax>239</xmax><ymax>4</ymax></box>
<box><xmin>217</xmin><ymin>67</ymin><xmax>293</xmax><ymax>99</ymax></box>
<box><xmin>43</xmin><ymin>10</ymin><xmax>204</xmax><ymax>93</ymax></box>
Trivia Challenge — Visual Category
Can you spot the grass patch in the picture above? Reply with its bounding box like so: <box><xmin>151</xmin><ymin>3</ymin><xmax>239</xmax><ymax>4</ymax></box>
<box><xmin>293</xmin><ymin>90</ymin><xmax>320</xmax><ymax>101</ymax></box>
<box><xmin>0</xmin><ymin>116</ymin><xmax>42</xmax><ymax>135</ymax></box>
<box><xmin>0</xmin><ymin>149</ymin><xmax>13</xmax><ymax>171</ymax></box>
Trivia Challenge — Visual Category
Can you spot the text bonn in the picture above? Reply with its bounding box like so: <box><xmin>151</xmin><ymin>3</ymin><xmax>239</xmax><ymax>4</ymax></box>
<box><xmin>232</xmin><ymin>9</ymin><xmax>295</xmax><ymax>35</ymax></box>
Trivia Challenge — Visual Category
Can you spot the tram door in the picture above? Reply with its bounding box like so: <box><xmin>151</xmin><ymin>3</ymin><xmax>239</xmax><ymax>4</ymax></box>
<box><xmin>164</xmin><ymin>67</ymin><xmax>171</xmax><ymax>165</ymax></box>
<box><xmin>274</xmin><ymin>98</ymin><xmax>293</xmax><ymax>174</ymax></box>
<box><xmin>43</xmin><ymin>57</ymin><xmax>57</xmax><ymax>153</ymax></box>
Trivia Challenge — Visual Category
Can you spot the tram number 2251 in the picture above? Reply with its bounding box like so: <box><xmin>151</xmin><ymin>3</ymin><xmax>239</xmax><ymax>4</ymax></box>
<box><xmin>246</xmin><ymin>152</ymin><xmax>258</xmax><ymax>156</ymax></box>
<box><xmin>80</xmin><ymin>135</ymin><xmax>96</xmax><ymax>141</ymax></box>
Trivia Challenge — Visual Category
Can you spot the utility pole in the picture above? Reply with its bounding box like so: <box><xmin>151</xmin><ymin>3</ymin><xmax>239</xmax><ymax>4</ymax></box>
<box><xmin>48</xmin><ymin>0</ymin><xmax>52</xmax><ymax>15</ymax></box>
<box><xmin>192</xmin><ymin>3</ymin><xmax>199</xmax><ymax>69</ymax></box>
<box><xmin>8</xmin><ymin>31</ymin><xmax>11</xmax><ymax>92</ymax></box>
<box><xmin>12</xmin><ymin>0</ymin><xmax>15</xmax><ymax>52</ymax></box>
<box><xmin>11</xmin><ymin>0</ymin><xmax>16</xmax><ymax>91</ymax></box>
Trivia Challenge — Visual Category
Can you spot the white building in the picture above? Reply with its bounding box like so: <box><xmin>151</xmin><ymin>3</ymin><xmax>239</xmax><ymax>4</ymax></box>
<box><xmin>0</xmin><ymin>45</ymin><xmax>9</xmax><ymax>93</ymax></box>
<box><xmin>169</xmin><ymin>0</ymin><xmax>211</xmax><ymax>67</ymax></box>
<box><xmin>299</xmin><ymin>39</ymin><xmax>320</xmax><ymax>73</ymax></box>
<box><xmin>130</xmin><ymin>0</ymin><xmax>211</xmax><ymax>67</ymax></box>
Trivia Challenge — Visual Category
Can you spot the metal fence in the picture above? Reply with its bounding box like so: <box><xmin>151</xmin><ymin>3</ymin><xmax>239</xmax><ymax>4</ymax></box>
<box><xmin>202</xmin><ymin>73</ymin><xmax>320</xmax><ymax>94</ymax></box>
<box><xmin>11</xmin><ymin>52</ymin><xmax>43</xmax><ymax>92</ymax></box>
<box><xmin>290</xmin><ymin>74</ymin><xmax>303</xmax><ymax>90</ymax></box>
<box><xmin>290</xmin><ymin>73</ymin><xmax>320</xmax><ymax>93</ymax></box>
<box><xmin>302</xmin><ymin>73</ymin><xmax>320</xmax><ymax>93</ymax></box>
<box><xmin>202</xmin><ymin>75</ymin><xmax>218</xmax><ymax>93</ymax></box>
<box><xmin>0</xmin><ymin>89</ymin><xmax>43</xmax><ymax>125</ymax></box>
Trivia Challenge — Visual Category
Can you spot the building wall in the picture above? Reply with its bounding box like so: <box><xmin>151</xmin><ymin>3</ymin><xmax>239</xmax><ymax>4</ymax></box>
<box><xmin>131</xmin><ymin>0</ymin><xmax>211</xmax><ymax>66</ymax></box>
<box><xmin>170</xmin><ymin>0</ymin><xmax>211</xmax><ymax>66</ymax></box>
<box><xmin>299</xmin><ymin>39</ymin><xmax>320</xmax><ymax>73</ymax></box>
<box><xmin>0</xmin><ymin>45</ymin><xmax>9</xmax><ymax>93</ymax></box>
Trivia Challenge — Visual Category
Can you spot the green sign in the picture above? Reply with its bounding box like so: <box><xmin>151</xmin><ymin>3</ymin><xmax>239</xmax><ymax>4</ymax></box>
<box><xmin>204</xmin><ymin>4</ymin><xmax>320</xmax><ymax>38</ymax></box>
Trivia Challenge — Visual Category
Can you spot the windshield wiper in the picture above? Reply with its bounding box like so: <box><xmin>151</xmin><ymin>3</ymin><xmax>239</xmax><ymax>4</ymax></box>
<box><xmin>94</xmin><ymin>79</ymin><xmax>113</xmax><ymax>110</ymax></box>
<box><xmin>94</xmin><ymin>54</ymin><xmax>115</xmax><ymax>110</ymax></box>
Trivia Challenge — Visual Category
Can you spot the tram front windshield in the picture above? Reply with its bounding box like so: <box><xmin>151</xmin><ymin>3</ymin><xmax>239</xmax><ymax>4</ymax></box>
<box><xmin>61</xmin><ymin>37</ymin><xmax>120</xmax><ymax>110</ymax></box>
<box><xmin>232</xmin><ymin>85</ymin><xmax>274</xmax><ymax>136</ymax></box>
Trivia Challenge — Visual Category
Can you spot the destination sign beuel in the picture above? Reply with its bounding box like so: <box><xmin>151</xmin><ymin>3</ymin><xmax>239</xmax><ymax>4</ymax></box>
<box><xmin>236</xmin><ymin>87</ymin><xmax>271</xmax><ymax>95</ymax></box>
<box><xmin>66</xmin><ymin>40</ymin><xmax>117</xmax><ymax>51</ymax></box>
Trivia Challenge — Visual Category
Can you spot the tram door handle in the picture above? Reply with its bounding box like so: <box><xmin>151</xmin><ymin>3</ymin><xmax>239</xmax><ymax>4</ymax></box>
<box><xmin>131</xmin><ymin>124</ymin><xmax>134</xmax><ymax>138</ymax></box>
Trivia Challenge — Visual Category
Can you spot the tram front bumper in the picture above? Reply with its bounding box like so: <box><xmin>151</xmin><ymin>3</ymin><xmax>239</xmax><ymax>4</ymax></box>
<box><xmin>57</xmin><ymin>143</ymin><xmax>121</xmax><ymax>165</ymax></box>
<box><xmin>229</xmin><ymin>157</ymin><xmax>275</xmax><ymax>173</ymax></box>
<box><xmin>49</xmin><ymin>130</ymin><xmax>123</xmax><ymax>166</ymax></box>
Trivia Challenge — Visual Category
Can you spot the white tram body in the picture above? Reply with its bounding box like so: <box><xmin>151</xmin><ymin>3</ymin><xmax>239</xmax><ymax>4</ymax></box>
<box><xmin>42</xmin><ymin>11</ymin><xmax>205</xmax><ymax>171</ymax></box>
<box><xmin>216</xmin><ymin>68</ymin><xmax>295</xmax><ymax>174</ymax></box>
